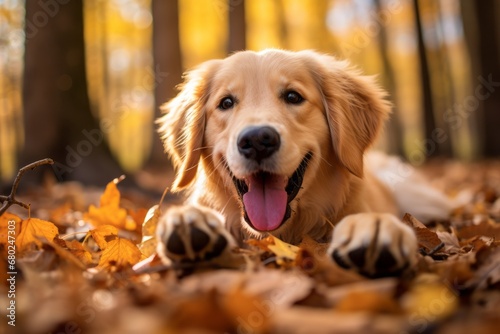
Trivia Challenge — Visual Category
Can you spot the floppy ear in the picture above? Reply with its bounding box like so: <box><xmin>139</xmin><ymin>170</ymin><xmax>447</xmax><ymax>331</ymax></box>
<box><xmin>157</xmin><ymin>60</ymin><xmax>220</xmax><ymax>191</ymax></box>
<box><xmin>311</xmin><ymin>53</ymin><xmax>391</xmax><ymax>178</ymax></box>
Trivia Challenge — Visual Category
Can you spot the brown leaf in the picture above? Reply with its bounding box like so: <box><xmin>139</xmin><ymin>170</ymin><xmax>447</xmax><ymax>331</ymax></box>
<box><xmin>296</xmin><ymin>236</ymin><xmax>365</xmax><ymax>286</ymax></box>
<box><xmin>402</xmin><ymin>213</ymin><xmax>443</xmax><ymax>251</ymax></box>
<box><xmin>222</xmin><ymin>287</ymin><xmax>270</xmax><ymax>334</ymax></box>
<box><xmin>457</xmin><ymin>219</ymin><xmax>500</xmax><ymax>240</ymax></box>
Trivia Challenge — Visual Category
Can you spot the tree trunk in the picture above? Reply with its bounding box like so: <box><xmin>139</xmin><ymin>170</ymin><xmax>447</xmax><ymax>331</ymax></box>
<box><xmin>148</xmin><ymin>0</ymin><xmax>183</xmax><ymax>167</ymax></box>
<box><xmin>373</xmin><ymin>0</ymin><xmax>403</xmax><ymax>156</ymax></box>
<box><xmin>468</xmin><ymin>1</ymin><xmax>500</xmax><ymax>157</ymax></box>
<box><xmin>22</xmin><ymin>0</ymin><xmax>123</xmax><ymax>186</ymax></box>
<box><xmin>228</xmin><ymin>0</ymin><xmax>246</xmax><ymax>53</ymax></box>
<box><xmin>413</xmin><ymin>0</ymin><xmax>438</xmax><ymax>158</ymax></box>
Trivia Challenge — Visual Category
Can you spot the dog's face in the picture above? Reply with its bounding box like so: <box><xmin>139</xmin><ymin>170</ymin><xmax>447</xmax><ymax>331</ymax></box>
<box><xmin>158</xmin><ymin>49</ymin><xmax>390</xmax><ymax>235</ymax></box>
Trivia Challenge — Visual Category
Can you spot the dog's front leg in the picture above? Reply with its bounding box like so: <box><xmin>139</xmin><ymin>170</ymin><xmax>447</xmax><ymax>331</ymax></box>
<box><xmin>156</xmin><ymin>204</ymin><xmax>237</xmax><ymax>264</ymax></box>
<box><xmin>328</xmin><ymin>213</ymin><xmax>418</xmax><ymax>277</ymax></box>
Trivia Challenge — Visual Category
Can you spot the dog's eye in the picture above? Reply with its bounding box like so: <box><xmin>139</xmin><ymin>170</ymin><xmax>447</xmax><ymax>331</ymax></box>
<box><xmin>284</xmin><ymin>91</ymin><xmax>304</xmax><ymax>104</ymax></box>
<box><xmin>218</xmin><ymin>97</ymin><xmax>235</xmax><ymax>110</ymax></box>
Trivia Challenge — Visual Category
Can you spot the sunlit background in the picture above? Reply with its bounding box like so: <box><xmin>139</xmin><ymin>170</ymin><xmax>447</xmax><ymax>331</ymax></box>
<box><xmin>0</xmin><ymin>0</ymin><xmax>498</xmax><ymax>185</ymax></box>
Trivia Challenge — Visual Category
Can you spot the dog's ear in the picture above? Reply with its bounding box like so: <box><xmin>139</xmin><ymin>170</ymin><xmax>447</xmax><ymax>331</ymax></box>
<box><xmin>310</xmin><ymin>53</ymin><xmax>391</xmax><ymax>178</ymax></box>
<box><xmin>157</xmin><ymin>60</ymin><xmax>220</xmax><ymax>191</ymax></box>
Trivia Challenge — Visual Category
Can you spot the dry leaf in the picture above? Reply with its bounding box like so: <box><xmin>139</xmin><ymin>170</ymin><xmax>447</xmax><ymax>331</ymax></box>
<box><xmin>222</xmin><ymin>287</ymin><xmax>270</xmax><ymax>334</ymax></box>
<box><xmin>267</xmin><ymin>235</ymin><xmax>299</xmax><ymax>265</ymax></box>
<box><xmin>16</xmin><ymin>218</ymin><xmax>59</xmax><ymax>253</ymax></box>
<box><xmin>84</xmin><ymin>180</ymin><xmax>129</xmax><ymax>230</ymax></box>
<box><xmin>138</xmin><ymin>205</ymin><xmax>161</xmax><ymax>257</ymax></box>
<box><xmin>89</xmin><ymin>225</ymin><xmax>119</xmax><ymax>250</ymax></box>
<box><xmin>0</xmin><ymin>212</ymin><xmax>22</xmax><ymax>256</ymax></box>
<box><xmin>457</xmin><ymin>219</ymin><xmax>500</xmax><ymax>240</ymax></box>
<box><xmin>97</xmin><ymin>237</ymin><xmax>142</xmax><ymax>270</ymax></box>
<box><xmin>65</xmin><ymin>239</ymin><xmax>93</xmax><ymax>266</ymax></box>
<box><xmin>335</xmin><ymin>290</ymin><xmax>401</xmax><ymax>314</ymax></box>
<box><xmin>296</xmin><ymin>236</ymin><xmax>365</xmax><ymax>286</ymax></box>
<box><xmin>403</xmin><ymin>213</ymin><xmax>443</xmax><ymax>251</ymax></box>
<box><xmin>402</xmin><ymin>276</ymin><xmax>458</xmax><ymax>322</ymax></box>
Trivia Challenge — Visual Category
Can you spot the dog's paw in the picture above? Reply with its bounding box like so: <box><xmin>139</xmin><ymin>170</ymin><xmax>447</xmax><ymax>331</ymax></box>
<box><xmin>156</xmin><ymin>205</ymin><xmax>237</xmax><ymax>264</ymax></box>
<box><xmin>328</xmin><ymin>213</ymin><xmax>417</xmax><ymax>277</ymax></box>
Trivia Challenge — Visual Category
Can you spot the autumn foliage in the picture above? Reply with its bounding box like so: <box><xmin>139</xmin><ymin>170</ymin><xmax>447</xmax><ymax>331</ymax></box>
<box><xmin>1</xmin><ymin>162</ymin><xmax>500</xmax><ymax>333</ymax></box>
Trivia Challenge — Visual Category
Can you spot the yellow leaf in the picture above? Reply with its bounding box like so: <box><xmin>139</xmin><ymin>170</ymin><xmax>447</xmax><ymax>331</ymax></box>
<box><xmin>85</xmin><ymin>204</ymin><xmax>127</xmax><ymax>228</ymax></box>
<box><xmin>267</xmin><ymin>235</ymin><xmax>299</xmax><ymax>265</ymax></box>
<box><xmin>0</xmin><ymin>213</ymin><xmax>22</xmax><ymax>257</ymax></box>
<box><xmin>100</xmin><ymin>181</ymin><xmax>121</xmax><ymax>207</ymax></box>
<box><xmin>142</xmin><ymin>205</ymin><xmax>161</xmax><ymax>237</ymax></box>
<box><xmin>137</xmin><ymin>205</ymin><xmax>161</xmax><ymax>257</ymax></box>
<box><xmin>83</xmin><ymin>180</ymin><xmax>134</xmax><ymax>230</ymax></box>
<box><xmin>65</xmin><ymin>239</ymin><xmax>93</xmax><ymax>266</ymax></box>
<box><xmin>98</xmin><ymin>238</ymin><xmax>141</xmax><ymax>270</ymax></box>
<box><xmin>89</xmin><ymin>225</ymin><xmax>119</xmax><ymax>250</ymax></box>
<box><xmin>16</xmin><ymin>218</ymin><xmax>59</xmax><ymax>252</ymax></box>
<box><xmin>402</xmin><ymin>276</ymin><xmax>458</xmax><ymax>321</ymax></box>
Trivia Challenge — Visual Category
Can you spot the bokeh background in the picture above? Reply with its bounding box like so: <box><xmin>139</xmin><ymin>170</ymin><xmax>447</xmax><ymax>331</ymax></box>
<box><xmin>1</xmin><ymin>0</ymin><xmax>499</xmax><ymax>190</ymax></box>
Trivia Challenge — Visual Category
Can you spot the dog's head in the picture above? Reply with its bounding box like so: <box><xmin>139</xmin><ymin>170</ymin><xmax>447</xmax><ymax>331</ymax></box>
<box><xmin>158</xmin><ymin>49</ymin><xmax>390</xmax><ymax>234</ymax></box>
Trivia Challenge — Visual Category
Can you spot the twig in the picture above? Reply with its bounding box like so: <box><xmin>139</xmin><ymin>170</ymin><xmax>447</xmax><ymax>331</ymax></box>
<box><xmin>0</xmin><ymin>158</ymin><xmax>54</xmax><ymax>216</ymax></box>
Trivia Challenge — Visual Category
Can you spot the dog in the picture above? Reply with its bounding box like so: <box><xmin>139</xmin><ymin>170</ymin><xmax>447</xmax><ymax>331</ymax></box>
<box><xmin>155</xmin><ymin>49</ymin><xmax>451</xmax><ymax>277</ymax></box>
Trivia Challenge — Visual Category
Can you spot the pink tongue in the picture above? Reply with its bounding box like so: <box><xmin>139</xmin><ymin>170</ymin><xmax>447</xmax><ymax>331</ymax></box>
<box><xmin>242</xmin><ymin>174</ymin><xmax>288</xmax><ymax>231</ymax></box>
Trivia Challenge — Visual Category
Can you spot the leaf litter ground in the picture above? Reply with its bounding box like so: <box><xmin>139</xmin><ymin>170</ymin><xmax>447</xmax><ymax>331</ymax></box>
<box><xmin>1</xmin><ymin>160</ymin><xmax>500</xmax><ymax>334</ymax></box>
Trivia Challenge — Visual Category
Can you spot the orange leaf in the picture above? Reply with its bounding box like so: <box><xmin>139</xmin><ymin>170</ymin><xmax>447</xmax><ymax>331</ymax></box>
<box><xmin>16</xmin><ymin>218</ymin><xmax>59</xmax><ymax>252</ymax></box>
<box><xmin>89</xmin><ymin>225</ymin><xmax>119</xmax><ymax>250</ymax></box>
<box><xmin>65</xmin><ymin>239</ymin><xmax>93</xmax><ymax>266</ymax></box>
<box><xmin>0</xmin><ymin>213</ymin><xmax>22</xmax><ymax>257</ymax></box>
<box><xmin>97</xmin><ymin>238</ymin><xmax>141</xmax><ymax>270</ymax></box>
<box><xmin>84</xmin><ymin>180</ymin><xmax>127</xmax><ymax>229</ymax></box>
<box><xmin>100</xmin><ymin>181</ymin><xmax>121</xmax><ymax>207</ymax></box>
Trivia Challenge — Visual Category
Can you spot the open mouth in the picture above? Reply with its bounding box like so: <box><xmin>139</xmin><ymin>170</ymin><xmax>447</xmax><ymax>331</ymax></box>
<box><xmin>231</xmin><ymin>153</ymin><xmax>312</xmax><ymax>231</ymax></box>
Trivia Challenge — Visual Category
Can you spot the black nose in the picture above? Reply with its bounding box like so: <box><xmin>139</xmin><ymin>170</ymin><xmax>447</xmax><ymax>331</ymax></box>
<box><xmin>237</xmin><ymin>126</ymin><xmax>281</xmax><ymax>162</ymax></box>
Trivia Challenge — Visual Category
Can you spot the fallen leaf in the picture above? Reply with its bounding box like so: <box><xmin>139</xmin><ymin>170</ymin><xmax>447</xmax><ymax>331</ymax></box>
<box><xmin>0</xmin><ymin>212</ymin><xmax>22</xmax><ymax>257</ymax></box>
<box><xmin>436</xmin><ymin>230</ymin><xmax>461</xmax><ymax>254</ymax></box>
<box><xmin>65</xmin><ymin>239</ymin><xmax>93</xmax><ymax>266</ymax></box>
<box><xmin>138</xmin><ymin>205</ymin><xmax>161</xmax><ymax>257</ymax></box>
<box><xmin>168</xmin><ymin>290</ymin><xmax>233</xmax><ymax>332</ymax></box>
<box><xmin>16</xmin><ymin>218</ymin><xmax>59</xmax><ymax>253</ymax></box>
<box><xmin>222</xmin><ymin>286</ymin><xmax>270</xmax><ymax>334</ymax></box>
<box><xmin>89</xmin><ymin>225</ymin><xmax>119</xmax><ymax>250</ymax></box>
<box><xmin>457</xmin><ymin>219</ymin><xmax>500</xmax><ymax>240</ymax></box>
<box><xmin>267</xmin><ymin>235</ymin><xmax>299</xmax><ymax>265</ymax></box>
<box><xmin>402</xmin><ymin>275</ymin><xmax>458</xmax><ymax>323</ymax></box>
<box><xmin>97</xmin><ymin>237</ymin><xmax>142</xmax><ymax>270</ymax></box>
<box><xmin>335</xmin><ymin>290</ymin><xmax>401</xmax><ymax>314</ymax></box>
<box><xmin>296</xmin><ymin>236</ymin><xmax>365</xmax><ymax>286</ymax></box>
<box><xmin>403</xmin><ymin>213</ymin><xmax>443</xmax><ymax>252</ymax></box>
<box><xmin>84</xmin><ymin>180</ymin><xmax>131</xmax><ymax>230</ymax></box>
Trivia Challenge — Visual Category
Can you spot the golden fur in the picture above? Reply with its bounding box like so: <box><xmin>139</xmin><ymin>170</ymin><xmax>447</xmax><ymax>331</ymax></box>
<box><xmin>158</xmin><ymin>49</ymin><xmax>401</xmax><ymax>245</ymax></box>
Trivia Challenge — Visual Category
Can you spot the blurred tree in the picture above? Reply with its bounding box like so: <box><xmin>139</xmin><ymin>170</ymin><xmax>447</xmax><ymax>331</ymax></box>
<box><xmin>228</xmin><ymin>0</ymin><xmax>246</xmax><ymax>53</ymax></box>
<box><xmin>373</xmin><ymin>0</ymin><xmax>403</xmax><ymax>156</ymax></box>
<box><xmin>21</xmin><ymin>0</ymin><xmax>124</xmax><ymax>185</ymax></box>
<box><xmin>461</xmin><ymin>0</ymin><xmax>500</xmax><ymax>157</ymax></box>
<box><xmin>149</xmin><ymin>0</ymin><xmax>182</xmax><ymax>167</ymax></box>
<box><xmin>413</xmin><ymin>0</ymin><xmax>439</xmax><ymax>158</ymax></box>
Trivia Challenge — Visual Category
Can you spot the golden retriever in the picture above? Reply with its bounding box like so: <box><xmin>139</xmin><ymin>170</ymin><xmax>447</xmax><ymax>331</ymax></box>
<box><xmin>155</xmin><ymin>49</ymin><xmax>447</xmax><ymax>277</ymax></box>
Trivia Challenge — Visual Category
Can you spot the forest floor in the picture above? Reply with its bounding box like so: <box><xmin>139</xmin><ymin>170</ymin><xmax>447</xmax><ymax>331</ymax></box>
<box><xmin>1</xmin><ymin>159</ymin><xmax>500</xmax><ymax>334</ymax></box>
